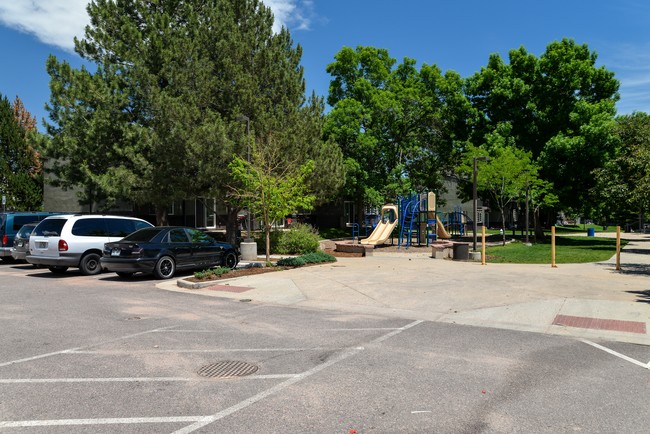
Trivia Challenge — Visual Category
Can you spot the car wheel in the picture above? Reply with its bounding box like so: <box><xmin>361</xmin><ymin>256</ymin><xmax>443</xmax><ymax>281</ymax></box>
<box><xmin>116</xmin><ymin>272</ymin><xmax>134</xmax><ymax>278</ymax></box>
<box><xmin>154</xmin><ymin>256</ymin><xmax>175</xmax><ymax>279</ymax></box>
<box><xmin>48</xmin><ymin>266</ymin><xmax>68</xmax><ymax>274</ymax></box>
<box><xmin>80</xmin><ymin>253</ymin><xmax>102</xmax><ymax>276</ymax></box>
<box><xmin>223</xmin><ymin>251</ymin><xmax>238</xmax><ymax>269</ymax></box>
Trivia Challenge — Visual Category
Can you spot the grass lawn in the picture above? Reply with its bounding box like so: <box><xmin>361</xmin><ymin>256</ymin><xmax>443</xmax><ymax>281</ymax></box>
<box><xmin>486</xmin><ymin>236</ymin><xmax>627</xmax><ymax>264</ymax></box>
<box><xmin>553</xmin><ymin>224</ymin><xmax>615</xmax><ymax>234</ymax></box>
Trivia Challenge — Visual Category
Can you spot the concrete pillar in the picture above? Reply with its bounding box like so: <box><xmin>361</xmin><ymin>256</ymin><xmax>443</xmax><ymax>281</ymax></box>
<box><xmin>240</xmin><ymin>241</ymin><xmax>258</xmax><ymax>261</ymax></box>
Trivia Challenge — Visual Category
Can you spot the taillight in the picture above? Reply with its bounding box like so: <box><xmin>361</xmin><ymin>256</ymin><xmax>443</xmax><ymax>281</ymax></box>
<box><xmin>131</xmin><ymin>246</ymin><xmax>144</xmax><ymax>256</ymax></box>
<box><xmin>58</xmin><ymin>239</ymin><xmax>69</xmax><ymax>252</ymax></box>
<box><xmin>1</xmin><ymin>234</ymin><xmax>6</xmax><ymax>246</ymax></box>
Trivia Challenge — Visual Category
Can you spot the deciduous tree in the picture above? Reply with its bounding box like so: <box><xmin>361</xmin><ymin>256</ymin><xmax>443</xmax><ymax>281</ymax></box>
<box><xmin>465</xmin><ymin>39</ymin><xmax>619</xmax><ymax>213</ymax></box>
<box><xmin>229</xmin><ymin>142</ymin><xmax>316</xmax><ymax>261</ymax></box>
<box><xmin>325</xmin><ymin>46</ymin><xmax>470</xmax><ymax>223</ymax></box>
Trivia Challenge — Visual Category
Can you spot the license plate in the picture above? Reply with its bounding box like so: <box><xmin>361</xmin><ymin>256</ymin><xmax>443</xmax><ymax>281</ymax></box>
<box><xmin>37</xmin><ymin>241</ymin><xmax>47</xmax><ymax>249</ymax></box>
<box><xmin>111</xmin><ymin>248</ymin><xmax>121</xmax><ymax>257</ymax></box>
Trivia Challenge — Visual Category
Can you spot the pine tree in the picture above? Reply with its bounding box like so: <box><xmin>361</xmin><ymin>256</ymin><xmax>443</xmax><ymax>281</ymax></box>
<box><xmin>0</xmin><ymin>94</ymin><xmax>43</xmax><ymax>210</ymax></box>
<box><xmin>45</xmin><ymin>0</ymin><xmax>343</xmax><ymax>239</ymax></box>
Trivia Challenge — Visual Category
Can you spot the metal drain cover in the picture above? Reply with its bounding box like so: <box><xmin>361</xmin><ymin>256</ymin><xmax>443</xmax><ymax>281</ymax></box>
<box><xmin>198</xmin><ymin>361</ymin><xmax>259</xmax><ymax>378</ymax></box>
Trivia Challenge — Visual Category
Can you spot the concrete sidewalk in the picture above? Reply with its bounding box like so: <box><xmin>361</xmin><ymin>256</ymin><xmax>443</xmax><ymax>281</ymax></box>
<box><xmin>158</xmin><ymin>233</ymin><xmax>650</xmax><ymax>345</ymax></box>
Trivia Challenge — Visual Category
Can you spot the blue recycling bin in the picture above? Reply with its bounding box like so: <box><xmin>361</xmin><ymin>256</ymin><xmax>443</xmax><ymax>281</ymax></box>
<box><xmin>587</xmin><ymin>228</ymin><xmax>595</xmax><ymax>237</ymax></box>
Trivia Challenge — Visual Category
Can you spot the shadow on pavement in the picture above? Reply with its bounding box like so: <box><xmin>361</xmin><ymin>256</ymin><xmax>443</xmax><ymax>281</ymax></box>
<box><xmin>615</xmin><ymin>263</ymin><xmax>650</xmax><ymax>276</ymax></box>
<box><xmin>625</xmin><ymin>289</ymin><xmax>650</xmax><ymax>304</ymax></box>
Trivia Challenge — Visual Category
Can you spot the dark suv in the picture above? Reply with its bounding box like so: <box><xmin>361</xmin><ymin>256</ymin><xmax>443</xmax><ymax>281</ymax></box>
<box><xmin>0</xmin><ymin>212</ymin><xmax>61</xmax><ymax>262</ymax></box>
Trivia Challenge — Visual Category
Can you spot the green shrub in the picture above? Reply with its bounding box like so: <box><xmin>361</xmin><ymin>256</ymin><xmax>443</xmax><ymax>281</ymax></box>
<box><xmin>277</xmin><ymin>256</ymin><xmax>307</xmax><ymax>267</ymax></box>
<box><xmin>277</xmin><ymin>251</ymin><xmax>336</xmax><ymax>267</ymax></box>
<box><xmin>276</xmin><ymin>223</ymin><xmax>320</xmax><ymax>254</ymax></box>
<box><xmin>194</xmin><ymin>266</ymin><xmax>232</xmax><ymax>279</ymax></box>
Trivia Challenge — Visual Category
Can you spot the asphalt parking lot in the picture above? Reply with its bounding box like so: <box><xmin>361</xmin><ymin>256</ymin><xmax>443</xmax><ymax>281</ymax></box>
<box><xmin>1</xmin><ymin>261</ymin><xmax>649</xmax><ymax>433</ymax></box>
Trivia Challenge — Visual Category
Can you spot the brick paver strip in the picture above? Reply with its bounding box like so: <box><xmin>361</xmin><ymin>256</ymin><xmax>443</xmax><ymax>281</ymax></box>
<box><xmin>553</xmin><ymin>314</ymin><xmax>647</xmax><ymax>334</ymax></box>
<box><xmin>206</xmin><ymin>285</ymin><xmax>252</xmax><ymax>293</ymax></box>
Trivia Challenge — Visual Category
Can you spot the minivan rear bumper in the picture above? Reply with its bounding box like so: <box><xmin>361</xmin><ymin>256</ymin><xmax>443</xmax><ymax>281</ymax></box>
<box><xmin>0</xmin><ymin>247</ymin><xmax>11</xmax><ymax>257</ymax></box>
<box><xmin>26</xmin><ymin>253</ymin><xmax>81</xmax><ymax>267</ymax></box>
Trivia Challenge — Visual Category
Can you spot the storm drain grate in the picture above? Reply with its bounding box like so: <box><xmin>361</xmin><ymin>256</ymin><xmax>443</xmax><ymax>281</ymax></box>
<box><xmin>198</xmin><ymin>361</ymin><xmax>259</xmax><ymax>378</ymax></box>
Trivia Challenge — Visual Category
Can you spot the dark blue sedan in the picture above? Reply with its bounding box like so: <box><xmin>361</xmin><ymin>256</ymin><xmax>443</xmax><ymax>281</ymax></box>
<box><xmin>100</xmin><ymin>226</ymin><xmax>239</xmax><ymax>279</ymax></box>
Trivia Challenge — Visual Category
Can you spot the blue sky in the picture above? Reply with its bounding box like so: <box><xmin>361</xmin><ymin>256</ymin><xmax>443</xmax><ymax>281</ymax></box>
<box><xmin>1</xmin><ymin>1</ymin><xmax>649</xmax><ymax>131</ymax></box>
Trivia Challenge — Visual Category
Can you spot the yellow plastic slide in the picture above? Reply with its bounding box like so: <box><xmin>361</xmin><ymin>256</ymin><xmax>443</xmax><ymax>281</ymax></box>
<box><xmin>437</xmin><ymin>219</ymin><xmax>452</xmax><ymax>239</ymax></box>
<box><xmin>361</xmin><ymin>204</ymin><xmax>399</xmax><ymax>245</ymax></box>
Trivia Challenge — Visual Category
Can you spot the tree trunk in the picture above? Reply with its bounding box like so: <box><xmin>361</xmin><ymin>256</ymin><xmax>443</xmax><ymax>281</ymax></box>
<box><xmin>500</xmin><ymin>209</ymin><xmax>506</xmax><ymax>246</ymax></box>
<box><xmin>155</xmin><ymin>205</ymin><xmax>168</xmax><ymax>226</ymax></box>
<box><xmin>225</xmin><ymin>206</ymin><xmax>239</xmax><ymax>246</ymax></box>
<box><xmin>534</xmin><ymin>209</ymin><xmax>545</xmax><ymax>242</ymax></box>
<box><xmin>265</xmin><ymin>225</ymin><xmax>271</xmax><ymax>262</ymax></box>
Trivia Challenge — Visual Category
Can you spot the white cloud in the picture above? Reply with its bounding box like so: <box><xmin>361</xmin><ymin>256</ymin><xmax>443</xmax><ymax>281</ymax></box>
<box><xmin>0</xmin><ymin>0</ymin><xmax>314</xmax><ymax>53</ymax></box>
<box><xmin>601</xmin><ymin>43</ymin><xmax>650</xmax><ymax>114</ymax></box>
<box><xmin>0</xmin><ymin>1</ymin><xmax>90</xmax><ymax>52</ymax></box>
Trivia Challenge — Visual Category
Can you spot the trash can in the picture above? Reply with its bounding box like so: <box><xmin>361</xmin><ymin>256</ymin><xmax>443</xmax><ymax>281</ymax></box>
<box><xmin>452</xmin><ymin>242</ymin><xmax>469</xmax><ymax>260</ymax></box>
<box><xmin>587</xmin><ymin>228</ymin><xmax>595</xmax><ymax>237</ymax></box>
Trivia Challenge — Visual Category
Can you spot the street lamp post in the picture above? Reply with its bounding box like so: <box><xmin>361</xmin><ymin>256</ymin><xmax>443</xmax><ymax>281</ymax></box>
<box><xmin>236</xmin><ymin>115</ymin><xmax>252</xmax><ymax>242</ymax></box>
<box><xmin>473</xmin><ymin>156</ymin><xmax>489</xmax><ymax>252</ymax></box>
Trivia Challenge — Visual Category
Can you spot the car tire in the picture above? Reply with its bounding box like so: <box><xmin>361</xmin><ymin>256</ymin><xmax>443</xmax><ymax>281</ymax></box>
<box><xmin>154</xmin><ymin>256</ymin><xmax>175</xmax><ymax>279</ymax></box>
<box><xmin>48</xmin><ymin>266</ymin><xmax>68</xmax><ymax>274</ymax></box>
<box><xmin>80</xmin><ymin>253</ymin><xmax>102</xmax><ymax>276</ymax></box>
<box><xmin>223</xmin><ymin>251</ymin><xmax>238</xmax><ymax>269</ymax></box>
<box><xmin>116</xmin><ymin>272</ymin><xmax>134</xmax><ymax>278</ymax></box>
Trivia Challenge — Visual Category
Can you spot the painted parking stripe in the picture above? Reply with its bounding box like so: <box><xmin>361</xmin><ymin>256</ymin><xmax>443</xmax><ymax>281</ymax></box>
<box><xmin>0</xmin><ymin>416</ymin><xmax>204</xmax><ymax>428</ymax></box>
<box><xmin>69</xmin><ymin>347</ymin><xmax>365</xmax><ymax>354</ymax></box>
<box><xmin>0</xmin><ymin>326</ymin><xmax>178</xmax><ymax>368</ymax></box>
<box><xmin>173</xmin><ymin>320</ymin><xmax>424</xmax><ymax>434</ymax></box>
<box><xmin>0</xmin><ymin>320</ymin><xmax>423</xmax><ymax>431</ymax></box>
<box><xmin>581</xmin><ymin>339</ymin><xmax>650</xmax><ymax>369</ymax></box>
<box><xmin>0</xmin><ymin>374</ymin><xmax>297</xmax><ymax>384</ymax></box>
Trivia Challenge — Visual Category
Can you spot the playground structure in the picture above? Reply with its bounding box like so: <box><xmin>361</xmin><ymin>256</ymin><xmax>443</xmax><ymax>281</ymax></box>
<box><xmin>360</xmin><ymin>204</ymin><xmax>398</xmax><ymax>245</ymax></box>
<box><xmin>357</xmin><ymin>192</ymin><xmax>476</xmax><ymax>249</ymax></box>
<box><xmin>397</xmin><ymin>192</ymin><xmax>453</xmax><ymax>249</ymax></box>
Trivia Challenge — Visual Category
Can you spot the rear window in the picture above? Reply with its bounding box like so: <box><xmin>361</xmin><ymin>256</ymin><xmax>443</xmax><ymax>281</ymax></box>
<box><xmin>122</xmin><ymin>228</ymin><xmax>164</xmax><ymax>242</ymax></box>
<box><xmin>106</xmin><ymin>218</ymin><xmax>152</xmax><ymax>237</ymax></box>
<box><xmin>17</xmin><ymin>224</ymin><xmax>36</xmax><ymax>238</ymax></box>
<box><xmin>34</xmin><ymin>219</ymin><xmax>68</xmax><ymax>237</ymax></box>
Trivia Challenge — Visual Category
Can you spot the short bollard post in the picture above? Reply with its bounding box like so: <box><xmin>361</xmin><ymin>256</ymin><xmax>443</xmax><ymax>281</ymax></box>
<box><xmin>551</xmin><ymin>226</ymin><xmax>557</xmax><ymax>268</ymax></box>
<box><xmin>616</xmin><ymin>225</ymin><xmax>621</xmax><ymax>271</ymax></box>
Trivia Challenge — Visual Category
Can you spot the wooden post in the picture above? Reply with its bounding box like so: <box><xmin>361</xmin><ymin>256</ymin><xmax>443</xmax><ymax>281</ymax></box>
<box><xmin>481</xmin><ymin>225</ymin><xmax>486</xmax><ymax>266</ymax></box>
<box><xmin>616</xmin><ymin>226</ymin><xmax>621</xmax><ymax>271</ymax></box>
<box><xmin>551</xmin><ymin>226</ymin><xmax>557</xmax><ymax>268</ymax></box>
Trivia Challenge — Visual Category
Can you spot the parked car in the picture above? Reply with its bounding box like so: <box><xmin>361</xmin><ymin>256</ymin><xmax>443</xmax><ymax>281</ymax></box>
<box><xmin>10</xmin><ymin>223</ymin><xmax>37</xmax><ymax>262</ymax></box>
<box><xmin>27</xmin><ymin>214</ymin><xmax>153</xmax><ymax>275</ymax></box>
<box><xmin>100</xmin><ymin>226</ymin><xmax>239</xmax><ymax>279</ymax></box>
<box><xmin>0</xmin><ymin>212</ymin><xmax>61</xmax><ymax>262</ymax></box>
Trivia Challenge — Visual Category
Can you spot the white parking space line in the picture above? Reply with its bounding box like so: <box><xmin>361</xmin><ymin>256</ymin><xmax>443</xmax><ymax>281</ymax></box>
<box><xmin>69</xmin><ymin>347</ymin><xmax>365</xmax><ymax>354</ymax></box>
<box><xmin>0</xmin><ymin>320</ymin><xmax>423</xmax><ymax>431</ymax></box>
<box><xmin>173</xmin><ymin>320</ymin><xmax>424</xmax><ymax>434</ymax></box>
<box><xmin>0</xmin><ymin>374</ymin><xmax>297</xmax><ymax>384</ymax></box>
<box><xmin>581</xmin><ymin>339</ymin><xmax>650</xmax><ymax>370</ymax></box>
<box><xmin>322</xmin><ymin>328</ymin><xmax>403</xmax><ymax>331</ymax></box>
<box><xmin>0</xmin><ymin>326</ymin><xmax>178</xmax><ymax>368</ymax></box>
<box><xmin>0</xmin><ymin>416</ymin><xmax>204</xmax><ymax>428</ymax></box>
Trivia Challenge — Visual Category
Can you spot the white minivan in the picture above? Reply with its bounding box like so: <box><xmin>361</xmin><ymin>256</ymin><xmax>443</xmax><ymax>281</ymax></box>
<box><xmin>27</xmin><ymin>215</ymin><xmax>153</xmax><ymax>275</ymax></box>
